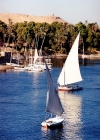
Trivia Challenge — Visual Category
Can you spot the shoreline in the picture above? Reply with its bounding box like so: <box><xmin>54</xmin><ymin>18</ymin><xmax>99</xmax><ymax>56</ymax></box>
<box><xmin>0</xmin><ymin>65</ymin><xmax>13</xmax><ymax>72</ymax></box>
<box><xmin>0</xmin><ymin>52</ymin><xmax>100</xmax><ymax>72</ymax></box>
<box><xmin>51</xmin><ymin>53</ymin><xmax>100</xmax><ymax>59</ymax></box>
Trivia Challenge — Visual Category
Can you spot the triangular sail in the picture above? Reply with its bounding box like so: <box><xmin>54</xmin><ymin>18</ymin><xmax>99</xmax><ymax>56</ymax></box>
<box><xmin>34</xmin><ymin>47</ymin><xmax>38</xmax><ymax>64</ymax></box>
<box><xmin>45</xmin><ymin>62</ymin><xmax>64</xmax><ymax>116</ymax></box>
<box><xmin>30</xmin><ymin>48</ymin><xmax>33</xmax><ymax>65</ymax></box>
<box><xmin>58</xmin><ymin>32</ymin><xmax>83</xmax><ymax>85</ymax></box>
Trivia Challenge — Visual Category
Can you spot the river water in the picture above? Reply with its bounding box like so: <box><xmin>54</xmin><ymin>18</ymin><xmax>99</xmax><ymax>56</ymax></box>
<box><xmin>0</xmin><ymin>59</ymin><xmax>100</xmax><ymax>140</ymax></box>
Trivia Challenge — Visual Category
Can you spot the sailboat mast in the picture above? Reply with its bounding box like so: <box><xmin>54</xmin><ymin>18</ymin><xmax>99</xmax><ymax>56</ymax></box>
<box><xmin>16</xmin><ymin>46</ymin><xmax>19</xmax><ymax>65</ymax></box>
<box><xmin>39</xmin><ymin>34</ymin><xmax>46</xmax><ymax>56</ymax></box>
<box><xmin>10</xmin><ymin>48</ymin><xmax>12</xmax><ymax>64</ymax></box>
<box><xmin>30</xmin><ymin>48</ymin><xmax>33</xmax><ymax>65</ymax></box>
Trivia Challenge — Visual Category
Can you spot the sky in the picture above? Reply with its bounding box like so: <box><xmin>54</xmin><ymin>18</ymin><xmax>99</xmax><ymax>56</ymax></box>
<box><xmin>0</xmin><ymin>0</ymin><xmax>100</xmax><ymax>26</ymax></box>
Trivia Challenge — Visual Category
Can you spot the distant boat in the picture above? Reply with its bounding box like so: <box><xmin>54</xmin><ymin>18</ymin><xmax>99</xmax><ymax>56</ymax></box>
<box><xmin>35</xmin><ymin>55</ymin><xmax>52</xmax><ymax>70</ymax></box>
<box><xmin>6</xmin><ymin>50</ymin><xmax>17</xmax><ymax>66</ymax></box>
<box><xmin>27</xmin><ymin>65</ymin><xmax>44</xmax><ymax>72</ymax></box>
<box><xmin>57</xmin><ymin>32</ymin><xmax>83</xmax><ymax>91</ymax></box>
<box><xmin>41</xmin><ymin>62</ymin><xmax>64</xmax><ymax>128</ymax></box>
<box><xmin>6</xmin><ymin>50</ymin><xmax>23</xmax><ymax>69</ymax></box>
<box><xmin>27</xmin><ymin>46</ymin><xmax>52</xmax><ymax>71</ymax></box>
<box><xmin>13</xmin><ymin>50</ymin><xmax>25</xmax><ymax>71</ymax></box>
<box><xmin>27</xmin><ymin>47</ymin><xmax>44</xmax><ymax>72</ymax></box>
<box><xmin>26</xmin><ymin>35</ymin><xmax>52</xmax><ymax>71</ymax></box>
<box><xmin>35</xmin><ymin>34</ymin><xmax>52</xmax><ymax>70</ymax></box>
<box><xmin>14</xmin><ymin>65</ymin><xmax>25</xmax><ymax>71</ymax></box>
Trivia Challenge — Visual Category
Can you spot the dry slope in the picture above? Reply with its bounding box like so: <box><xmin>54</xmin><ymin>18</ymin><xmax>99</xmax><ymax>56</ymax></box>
<box><xmin>0</xmin><ymin>13</ymin><xmax>67</xmax><ymax>24</ymax></box>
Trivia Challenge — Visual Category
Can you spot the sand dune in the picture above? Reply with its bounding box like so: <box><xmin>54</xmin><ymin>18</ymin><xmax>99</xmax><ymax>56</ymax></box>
<box><xmin>0</xmin><ymin>13</ymin><xmax>67</xmax><ymax>24</ymax></box>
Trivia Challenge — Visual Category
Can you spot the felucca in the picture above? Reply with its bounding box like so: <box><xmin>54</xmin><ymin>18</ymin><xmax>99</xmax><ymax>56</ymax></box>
<box><xmin>57</xmin><ymin>32</ymin><xmax>83</xmax><ymax>91</ymax></box>
<box><xmin>41</xmin><ymin>62</ymin><xmax>64</xmax><ymax>128</ymax></box>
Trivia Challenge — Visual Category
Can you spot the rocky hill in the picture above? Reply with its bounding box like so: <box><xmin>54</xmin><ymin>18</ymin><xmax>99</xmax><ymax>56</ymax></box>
<box><xmin>0</xmin><ymin>13</ymin><xmax>67</xmax><ymax>24</ymax></box>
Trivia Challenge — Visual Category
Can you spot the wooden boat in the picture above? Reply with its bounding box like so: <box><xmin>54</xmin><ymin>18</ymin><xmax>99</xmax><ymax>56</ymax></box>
<box><xmin>57</xmin><ymin>32</ymin><xmax>83</xmax><ymax>91</ymax></box>
<box><xmin>41</xmin><ymin>62</ymin><xmax>64</xmax><ymax>128</ymax></box>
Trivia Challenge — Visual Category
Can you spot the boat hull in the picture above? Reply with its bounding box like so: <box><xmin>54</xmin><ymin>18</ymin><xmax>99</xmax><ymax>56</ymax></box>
<box><xmin>14</xmin><ymin>67</ymin><xmax>25</xmax><ymax>71</ymax></box>
<box><xmin>28</xmin><ymin>66</ymin><xmax>44</xmax><ymax>72</ymax></box>
<box><xmin>6</xmin><ymin>63</ymin><xmax>19</xmax><ymax>67</ymax></box>
<box><xmin>35</xmin><ymin>63</ymin><xmax>52</xmax><ymax>70</ymax></box>
<box><xmin>58</xmin><ymin>85</ymin><xmax>83</xmax><ymax>91</ymax></box>
<box><xmin>41</xmin><ymin>117</ymin><xmax>64</xmax><ymax>128</ymax></box>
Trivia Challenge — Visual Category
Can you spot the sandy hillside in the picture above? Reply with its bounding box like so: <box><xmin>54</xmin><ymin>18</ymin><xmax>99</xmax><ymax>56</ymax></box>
<box><xmin>0</xmin><ymin>13</ymin><xmax>67</xmax><ymax>24</ymax></box>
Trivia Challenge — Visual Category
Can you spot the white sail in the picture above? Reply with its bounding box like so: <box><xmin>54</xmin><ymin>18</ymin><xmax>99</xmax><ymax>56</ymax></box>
<box><xmin>45</xmin><ymin>62</ymin><xmax>64</xmax><ymax>116</ymax></box>
<box><xmin>58</xmin><ymin>32</ymin><xmax>83</xmax><ymax>85</ymax></box>
<box><xmin>34</xmin><ymin>47</ymin><xmax>38</xmax><ymax>64</ymax></box>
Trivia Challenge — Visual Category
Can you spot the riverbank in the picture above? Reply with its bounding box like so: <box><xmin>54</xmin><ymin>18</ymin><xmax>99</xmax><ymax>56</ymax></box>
<box><xmin>0</xmin><ymin>65</ymin><xmax>13</xmax><ymax>72</ymax></box>
<box><xmin>51</xmin><ymin>51</ymin><xmax>100</xmax><ymax>59</ymax></box>
<box><xmin>0</xmin><ymin>51</ymin><xmax>100</xmax><ymax>72</ymax></box>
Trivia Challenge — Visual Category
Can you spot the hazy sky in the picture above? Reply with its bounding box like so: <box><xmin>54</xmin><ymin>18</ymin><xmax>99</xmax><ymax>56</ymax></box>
<box><xmin>0</xmin><ymin>0</ymin><xmax>100</xmax><ymax>25</ymax></box>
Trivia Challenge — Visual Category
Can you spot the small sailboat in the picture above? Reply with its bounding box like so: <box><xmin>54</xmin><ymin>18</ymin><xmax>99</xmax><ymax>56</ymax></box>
<box><xmin>6</xmin><ymin>49</ymin><xmax>19</xmax><ymax>67</ymax></box>
<box><xmin>57</xmin><ymin>32</ymin><xmax>83</xmax><ymax>91</ymax></box>
<box><xmin>35</xmin><ymin>34</ymin><xmax>52</xmax><ymax>70</ymax></box>
<box><xmin>41</xmin><ymin>62</ymin><xmax>64</xmax><ymax>128</ymax></box>
<box><xmin>13</xmin><ymin>51</ymin><xmax>25</xmax><ymax>71</ymax></box>
<box><xmin>27</xmin><ymin>47</ymin><xmax>44</xmax><ymax>72</ymax></box>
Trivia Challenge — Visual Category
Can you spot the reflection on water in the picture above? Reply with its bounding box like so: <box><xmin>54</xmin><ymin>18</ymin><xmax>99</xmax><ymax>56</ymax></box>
<box><xmin>41</xmin><ymin>127</ymin><xmax>64</xmax><ymax>140</ymax></box>
<box><xmin>41</xmin><ymin>91</ymin><xmax>83</xmax><ymax>140</ymax></box>
<box><xmin>59</xmin><ymin>91</ymin><xmax>82</xmax><ymax>140</ymax></box>
<box><xmin>52</xmin><ymin>57</ymin><xmax>100</xmax><ymax>67</ymax></box>
<box><xmin>20</xmin><ymin>57</ymin><xmax>100</xmax><ymax>68</ymax></box>
<box><xmin>0</xmin><ymin>63</ymin><xmax>100</xmax><ymax>140</ymax></box>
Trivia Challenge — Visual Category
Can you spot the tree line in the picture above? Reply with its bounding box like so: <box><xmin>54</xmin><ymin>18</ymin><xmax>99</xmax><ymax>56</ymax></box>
<box><xmin>0</xmin><ymin>19</ymin><xmax>100</xmax><ymax>55</ymax></box>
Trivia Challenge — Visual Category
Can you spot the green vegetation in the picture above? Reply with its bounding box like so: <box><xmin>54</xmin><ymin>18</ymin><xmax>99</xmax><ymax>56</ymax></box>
<box><xmin>0</xmin><ymin>19</ymin><xmax>100</xmax><ymax>55</ymax></box>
